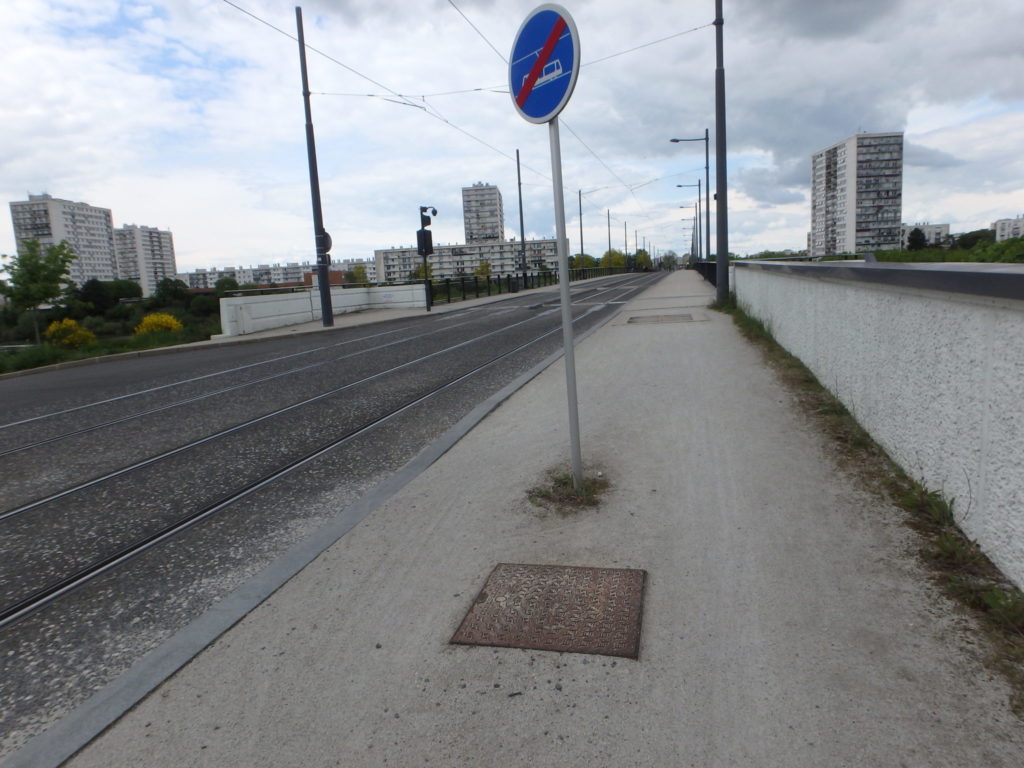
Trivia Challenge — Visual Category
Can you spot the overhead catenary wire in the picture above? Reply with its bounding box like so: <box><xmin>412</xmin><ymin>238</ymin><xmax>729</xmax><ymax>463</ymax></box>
<box><xmin>218</xmin><ymin>0</ymin><xmax>421</xmax><ymax>111</ymax></box>
<box><xmin>219</xmin><ymin>0</ymin><xmax>711</xmax><ymax>247</ymax></box>
<box><xmin>447</xmin><ymin>0</ymin><xmax>508</xmax><ymax>64</ymax></box>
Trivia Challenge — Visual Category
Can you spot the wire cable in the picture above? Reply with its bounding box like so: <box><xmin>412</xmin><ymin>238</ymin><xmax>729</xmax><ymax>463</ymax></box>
<box><xmin>583</xmin><ymin>23</ymin><xmax>713</xmax><ymax>67</ymax></box>
<box><xmin>447</xmin><ymin>0</ymin><xmax>508</xmax><ymax>64</ymax></box>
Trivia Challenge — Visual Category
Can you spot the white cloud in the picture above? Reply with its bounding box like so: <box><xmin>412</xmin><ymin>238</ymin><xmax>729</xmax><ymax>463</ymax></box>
<box><xmin>2</xmin><ymin>0</ymin><xmax>1024</xmax><ymax>272</ymax></box>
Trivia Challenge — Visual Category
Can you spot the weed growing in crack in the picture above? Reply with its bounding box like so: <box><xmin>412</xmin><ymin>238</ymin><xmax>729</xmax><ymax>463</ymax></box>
<box><xmin>527</xmin><ymin>470</ymin><xmax>611</xmax><ymax>514</ymax></box>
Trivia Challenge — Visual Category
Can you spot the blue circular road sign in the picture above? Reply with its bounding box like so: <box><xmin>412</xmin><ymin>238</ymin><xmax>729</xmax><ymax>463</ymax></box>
<box><xmin>509</xmin><ymin>4</ymin><xmax>580</xmax><ymax>124</ymax></box>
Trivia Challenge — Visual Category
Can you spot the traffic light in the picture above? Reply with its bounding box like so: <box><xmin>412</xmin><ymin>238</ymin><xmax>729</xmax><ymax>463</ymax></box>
<box><xmin>417</xmin><ymin>206</ymin><xmax>437</xmax><ymax>256</ymax></box>
<box><xmin>420</xmin><ymin>206</ymin><xmax>436</xmax><ymax>229</ymax></box>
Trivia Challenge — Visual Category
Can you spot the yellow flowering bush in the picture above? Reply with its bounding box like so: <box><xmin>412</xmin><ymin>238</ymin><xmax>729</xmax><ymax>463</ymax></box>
<box><xmin>134</xmin><ymin>312</ymin><xmax>183</xmax><ymax>335</ymax></box>
<box><xmin>44</xmin><ymin>318</ymin><xmax>97</xmax><ymax>349</ymax></box>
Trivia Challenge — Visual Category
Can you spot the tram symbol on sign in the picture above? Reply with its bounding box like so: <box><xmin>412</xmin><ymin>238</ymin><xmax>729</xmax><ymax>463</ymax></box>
<box><xmin>521</xmin><ymin>59</ymin><xmax>564</xmax><ymax>90</ymax></box>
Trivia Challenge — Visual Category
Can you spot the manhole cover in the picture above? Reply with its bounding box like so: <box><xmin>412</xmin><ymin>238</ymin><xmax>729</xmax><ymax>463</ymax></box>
<box><xmin>451</xmin><ymin>563</ymin><xmax>646</xmax><ymax>659</ymax></box>
<box><xmin>627</xmin><ymin>314</ymin><xmax>694</xmax><ymax>324</ymax></box>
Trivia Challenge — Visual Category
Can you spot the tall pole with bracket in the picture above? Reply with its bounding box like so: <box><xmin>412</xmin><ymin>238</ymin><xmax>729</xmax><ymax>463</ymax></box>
<box><xmin>295</xmin><ymin>6</ymin><xmax>333</xmax><ymax>327</ymax></box>
<box><xmin>715</xmin><ymin>0</ymin><xmax>730</xmax><ymax>300</ymax></box>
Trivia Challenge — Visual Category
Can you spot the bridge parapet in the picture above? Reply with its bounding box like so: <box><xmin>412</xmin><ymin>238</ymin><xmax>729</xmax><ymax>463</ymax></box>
<box><xmin>735</xmin><ymin>261</ymin><xmax>1024</xmax><ymax>589</ymax></box>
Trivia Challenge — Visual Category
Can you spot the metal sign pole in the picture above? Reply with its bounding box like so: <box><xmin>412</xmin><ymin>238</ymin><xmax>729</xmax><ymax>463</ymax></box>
<box><xmin>548</xmin><ymin>117</ymin><xmax>583</xmax><ymax>490</ymax></box>
<box><xmin>510</xmin><ymin>3</ymin><xmax>583</xmax><ymax>490</ymax></box>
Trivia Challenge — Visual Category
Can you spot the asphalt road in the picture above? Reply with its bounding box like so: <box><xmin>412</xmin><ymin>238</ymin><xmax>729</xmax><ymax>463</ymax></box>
<box><xmin>0</xmin><ymin>271</ymin><xmax>664</xmax><ymax>759</ymax></box>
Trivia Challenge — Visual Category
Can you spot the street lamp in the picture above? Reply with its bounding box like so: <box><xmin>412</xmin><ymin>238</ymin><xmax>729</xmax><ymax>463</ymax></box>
<box><xmin>677</xmin><ymin>182</ymin><xmax>701</xmax><ymax>260</ymax></box>
<box><xmin>670</xmin><ymin>130</ymin><xmax>710</xmax><ymax>265</ymax></box>
<box><xmin>679</xmin><ymin>216</ymin><xmax>695</xmax><ymax>260</ymax></box>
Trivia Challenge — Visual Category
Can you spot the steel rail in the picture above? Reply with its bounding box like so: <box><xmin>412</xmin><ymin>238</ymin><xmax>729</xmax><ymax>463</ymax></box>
<box><xmin>0</xmin><ymin>311</ymin><xmax>496</xmax><ymax>459</ymax></box>
<box><xmin>0</xmin><ymin>274</ymin><xmax>637</xmax><ymax>432</ymax></box>
<box><xmin>0</xmin><ymin>306</ymin><xmax>565</xmax><ymax>522</ymax></box>
<box><xmin>0</xmin><ymin>304</ymin><xmax>609</xmax><ymax>630</ymax></box>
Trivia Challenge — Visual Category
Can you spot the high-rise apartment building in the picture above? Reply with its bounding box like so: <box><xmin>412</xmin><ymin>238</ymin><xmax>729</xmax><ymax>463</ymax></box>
<box><xmin>114</xmin><ymin>224</ymin><xmax>177</xmax><ymax>296</ymax></box>
<box><xmin>810</xmin><ymin>132</ymin><xmax>903</xmax><ymax>257</ymax></box>
<box><xmin>462</xmin><ymin>182</ymin><xmax>504</xmax><ymax>243</ymax></box>
<box><xmin>9</xmin><ymin>193</ymin><xmax>117</xmax><ymax>284</ymax></box>
<box><xmin>992</xmin><ymin>215</ymin><xmax>1024</xmax><ymax>242</ymax></box>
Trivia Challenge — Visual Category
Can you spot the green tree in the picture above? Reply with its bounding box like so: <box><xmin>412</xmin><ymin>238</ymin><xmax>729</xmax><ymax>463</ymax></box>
<box><xmin>152</xmin><ymin>278</ymin><xmax>191</xmax><ymax>306</ymax></box>
<box><xmin>570</xmin><ymin>253</ymin><xmax>598</xmax><ymax>269</ymax></box>
<box><xmin>78</xmin><ymin>278</ymin><xmax>115</xmax><ymax>314</ymax></box>
<box><xmin>108</xmin><ymin>279</ymin><xmax>143</xmax><ymax>302</ymax></box>
<box><xmin>600</xmin><ymin>249</ymin><xmax>626</xmax><ymax>269</ymax></box>
<box><xmin>634</xmin><ymin>248</ymin><xmax>653</xmax><ymax>270</ymax></box>
<box><xmin>0</xmin><ymin>239</ymin><xmax>75</xmax><ymax>344</ymax></box>
<box><xmin>352</xmin><ymin>264</ymin><xmax>368</xmax><ymax>283</ymax></box>
<box><xmin>955</xmin><ymin>229</ymin><xmax>996</xmax><ymax>250</ymax></box>
<box><xmin>907</xmin><ymin>227</ymin><xmax>928</xmax><ymax>251</ymax></box>
<box><xmin>661</xmin><ymin>250</ymin><xmax>679</xmax><ymax>270</ymax></box>
<box><xmin>214</xmin><ymin>277</ymin><xmax>239</xmax><ymax>296</ymax></box>
<box><xmin>409</xmin><ymin>263</ymin><xmax>433</xmax><ymax>280</ymax></box>
<box><xmin>474</xmin><ymin>260</ymin><xmax>492</xmax><ymax>277</ymax></box>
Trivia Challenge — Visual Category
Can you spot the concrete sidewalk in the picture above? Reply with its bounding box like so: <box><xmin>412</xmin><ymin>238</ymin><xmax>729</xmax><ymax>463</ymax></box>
<box><xmin>59</xmin><ymin>271</ymin><xmax>1024</xmax><ymax>766</ymax></box>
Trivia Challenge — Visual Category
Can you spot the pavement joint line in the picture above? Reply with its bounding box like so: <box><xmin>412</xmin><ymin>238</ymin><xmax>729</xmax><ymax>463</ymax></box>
<box><xmin>1</xmin><ymin>276</ymin><xmax>651</xmax><ymax>768</ymax></box>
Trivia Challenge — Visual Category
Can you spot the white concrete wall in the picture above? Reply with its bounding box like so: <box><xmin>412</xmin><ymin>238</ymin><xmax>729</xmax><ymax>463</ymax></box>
<box><xmin>735</xmin><ymin>265</ymin><xmax>1024</xmax><ymax>589</ymax></box>
<box><xmin>218</xmin><ymin>284</ymin><xmax>425</xmax><ymax>336</ymax></box>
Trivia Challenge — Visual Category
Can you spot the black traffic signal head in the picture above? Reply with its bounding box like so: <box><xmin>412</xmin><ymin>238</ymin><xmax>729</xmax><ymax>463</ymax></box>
<box><xmin>419</xmin><ymin>206</ymin><xmax>437</xmax><ymax>229</ymax></box>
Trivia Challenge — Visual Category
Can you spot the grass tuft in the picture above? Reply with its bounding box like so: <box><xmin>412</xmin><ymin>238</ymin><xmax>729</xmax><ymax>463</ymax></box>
<box><xmin>527</xmin><ymin>470</ymin><xmax>611</xmax><ymax>514</ymax></box>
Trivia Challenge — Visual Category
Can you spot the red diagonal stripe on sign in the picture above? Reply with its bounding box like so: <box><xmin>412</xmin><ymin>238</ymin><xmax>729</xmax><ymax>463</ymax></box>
<box><xmin>516</xmin><ymin>16</ymin><xmax>568</xmax><ymax>109</ymax></box>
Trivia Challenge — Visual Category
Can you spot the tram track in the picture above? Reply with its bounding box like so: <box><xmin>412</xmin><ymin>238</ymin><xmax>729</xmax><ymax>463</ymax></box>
<box><xmin>0</xmin><ymin>306</ymin><xmax>598</xmax><ymax>629</ymax></box>
<box><xmin>0</xmin><ymin>305</ymin><xmax>561</xmax><ymax>522</ymax></box>
<box><xmin>0</xmin><ymin>273</ymin><xmax>658</xmax><ymax>629</ymax></box>
<box><xmin>0</xmin><ymin>271</ymin><xmax>663</xmax><ymax>759</ymax></box>
<box><xmin>0</xmin><ymin>275</ymin><xmax>640</xmax><ymax>445</ymax></box>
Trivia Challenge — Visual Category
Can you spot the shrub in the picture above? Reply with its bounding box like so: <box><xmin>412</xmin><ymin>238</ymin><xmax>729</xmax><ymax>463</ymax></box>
<box><xmin>0</xmin><ymin>344</ymin><xmax>65</xmax><ymax>373</ymax></box>
<box><xmin>134</xmin><ymin>312</ymin><xmax>184</xmax><ymax>335</ymax></box>
<box><xmin>189</xmin><ymin>294</ymin><xmax>220</xmax><ymax>316</ymax></box>
<box><xmin>44</xmin><ymin>318</ymin><xmax>97</xmax><ymax>349</ymax></box>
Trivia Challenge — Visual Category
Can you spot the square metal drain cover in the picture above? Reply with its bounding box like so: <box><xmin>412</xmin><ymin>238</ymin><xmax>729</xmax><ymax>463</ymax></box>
<box><xmin>627</xmin><ymin>313</ymin><xmax>694</xmax><ymax>324</ymax></box>
<box><xmin>451</xmin><ymin>563</ymin><xmax>646</xmax><ymax>659</ymax></box>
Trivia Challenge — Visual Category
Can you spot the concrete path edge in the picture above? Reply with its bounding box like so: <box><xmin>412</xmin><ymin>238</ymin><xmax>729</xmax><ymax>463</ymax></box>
<box><xmin>2</xmin><ymin>298</ymin><xmax>622</xmax><ymax>768</ymax></box>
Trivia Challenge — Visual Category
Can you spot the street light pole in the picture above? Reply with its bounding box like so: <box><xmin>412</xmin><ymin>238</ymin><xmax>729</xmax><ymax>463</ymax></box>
<box><xmin>578</xmin><ymin>189</ymin><xmax>584</xmax><ymax>264</ymax></box>
<box><xmin>714</xmin><ymin>0</ymin><xmax>730</xmax><ymax>301</ymax></box>
<box><xmin>606</xmin><ymin>209</ymin><xmax>611</xmax><ymax>255</ymax></box>
<box><xmin>677</xmin><ymin>182</ymin><xmax>701</xmax><ymax>260</ymax></box>
<box><xmin>670</xmin><ymin>132</ymin><xmax>711</xmax><ymax>263</ymax></box>
<box><xmin>296</xmin><ymin>6</ymin><xmax>334</xmax><ymax>327</ymax></box>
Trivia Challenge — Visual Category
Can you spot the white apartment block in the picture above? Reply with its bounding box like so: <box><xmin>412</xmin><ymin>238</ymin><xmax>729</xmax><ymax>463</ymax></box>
<box><xmin>462</xmin><ymin>182</ymin><xmax>505</xmax><ymax>243</ymax></box>
<box><xmin>992</xmin><ymin>215</ymin><xmax>1024</xmax><ymax>242</ymax></box>
<box><xmin>114</xmin><ymin>224</ymin><xmax>176</xmax><ymax>296</ymax></box>
<box><xmin>900</xmin><ymin>222</ymin><xmax>950</xmax><ymax>249</ymax></box>
<box><xmin>176</xmin><ymin>259</ymin><xmax>376</xmax><ymax>290</ymax></box>
<box><xmin>374</xmin><ymin>238</ymin><xmax>558</xmax><ymax>284</ymax></box>
<box><xmin>9</xmin><ymin>193</ymin><xmax>117</xmax><ymax>284</ymax></box>
<box><xmin>810</xmin><ymin>132</ymin><xmax>903</xmax><ymax>257</ymax></box>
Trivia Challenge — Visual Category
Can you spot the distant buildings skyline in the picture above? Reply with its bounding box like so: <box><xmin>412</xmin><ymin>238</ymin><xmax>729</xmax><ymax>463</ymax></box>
<box><xmin>8</xmin><ymin>193</ymin><xmax>176</xmax><ymax>296</ymax></box>
<box><xmin>374</xmin><ymin>181</ymin><xmax>558</xmax><ymax>282</ymax></box>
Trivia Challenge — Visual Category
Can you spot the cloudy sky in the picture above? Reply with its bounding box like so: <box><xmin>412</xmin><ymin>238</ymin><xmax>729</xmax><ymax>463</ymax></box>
<box><xmin>2</xmin><ymin>0</ymin><xmax>1023</xmax><ymax>272</ymax></box>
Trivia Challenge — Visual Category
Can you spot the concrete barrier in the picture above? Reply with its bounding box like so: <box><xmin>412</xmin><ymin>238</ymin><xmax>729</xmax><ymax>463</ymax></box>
<box><xmin>734</xmin><ymin>261</ymin><xmax>1024</xmax><ymax>589</ymax></box>
<box><xmin>218</xmin><ymin>284</ymin><xmax>426</xmax><ymax>337</ymax></box>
